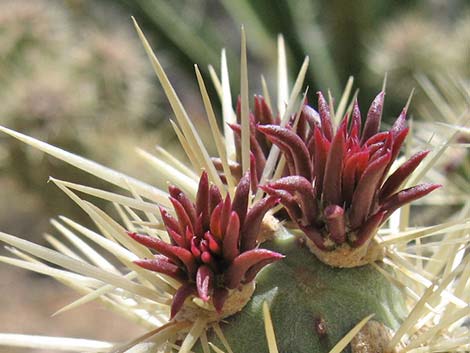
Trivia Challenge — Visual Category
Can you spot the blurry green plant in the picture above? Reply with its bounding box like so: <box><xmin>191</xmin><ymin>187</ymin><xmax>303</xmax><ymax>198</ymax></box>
<box><xmin>0</xmin><ymin>0</ymin><xmax>158</xmax><ymax>234</ymax></box>
<box><xmin>368</xmin><ymin>10</ymin><xmax>470</xmax><ymax>108</ymax></box>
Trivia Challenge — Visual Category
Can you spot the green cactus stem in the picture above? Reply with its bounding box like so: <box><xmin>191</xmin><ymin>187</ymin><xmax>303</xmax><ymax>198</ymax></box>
<box><xmin>199</xmin><ymin>228</ymin><xmax>407</xmax><ymax>353</ymax></box>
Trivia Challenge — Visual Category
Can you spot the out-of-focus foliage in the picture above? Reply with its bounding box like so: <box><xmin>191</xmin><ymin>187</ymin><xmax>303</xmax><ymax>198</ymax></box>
<box><xmin>116</xmin><ymin>0</ymin><xmax>469</xmax><ymax>118</ymax></box>
<box><xmin>368</xmin><ymin>9</ymin><xmax>470</xmax><ymax>110</ymax></box>
<box><xmin>0</xmin><ymin>0</ymin><xmax>161</xmax><ymax>236</ymax></box>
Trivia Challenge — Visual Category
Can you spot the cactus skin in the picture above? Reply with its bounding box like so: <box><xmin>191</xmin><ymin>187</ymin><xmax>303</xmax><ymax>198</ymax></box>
<box><xmin>197</xmin><ymin>228</ymin><xmax>406</xmax><ymax>353</ymax></box>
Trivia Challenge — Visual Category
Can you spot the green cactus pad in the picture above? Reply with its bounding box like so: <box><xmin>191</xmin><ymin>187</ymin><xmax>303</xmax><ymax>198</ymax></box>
<box><xmin>200</xmin><ymin>228</ymin><xmax>406</xmax><ymax>353</ymax></box>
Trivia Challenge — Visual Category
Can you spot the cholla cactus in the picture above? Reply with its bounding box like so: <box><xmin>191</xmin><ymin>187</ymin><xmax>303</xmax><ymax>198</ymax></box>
<box><xmin>0</xmin><ymin>18</ymin><xmax>469</xmax><ymax>353</ymax></box>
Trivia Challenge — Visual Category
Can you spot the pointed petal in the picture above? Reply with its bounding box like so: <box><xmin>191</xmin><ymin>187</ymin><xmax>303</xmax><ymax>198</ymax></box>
<box><xmin>268</xmin><ymin>176</ymin><xmax>317</xmax><ymax>225</ymax></box>
<box><xmin>322</xmin><ymin>119</ymin><xmax>346</xmax><ymax>205</ymax></box>
<box><xmin>259</xmin><ymin>185</ymin><xmax>302</xmax><ymax>223</ymax></box>
<box><xmin>134</xmin><ymin>256</ymin><xmax>184</xmax><ymax>281</ymax></box>
<box><xmin>301</xmin><ymin>225</ymin><xmax>329</xmax><ymax>250</ymax></box>
<box><xmin>169</xmin><ymin>185</ymin><xmax>197</xmax><ymax>230</ymax></box>
<box><xmin>171</xmin><ymin>283</ymin><xmax>196</xmax><ymax>319</ymax></box>
<box><xmin>232</xmin><ymin>171</ymin><xmax>250</xmax><ymax>226</ymax></box>
<box><xmin>213</xmin><ymin>287</ymin><xmax>229</xmax><ymax>313</ymax></box>
<box><xmin>169</xmin><ymin>197</ymin><xmax>194</xmax><ymax>234</ymax></box>
<box><xmin>196</xmin><ymin>171</ymin><xmax>210</xmax><ymax>228</ymax></box>
<box><xmin>350</xmin><ymin>211</ymin><xmax>385</xmax><ymax>248</ymax></box>
<box><xmin>317</xmin><ymin>92</ymin><xmax>334</xmax><ymax>141</ymax></box>
<box><xmin>381</xmin><ymin>184</ymin><xmax>442</xmax><ymax>219</ymax></box>
<box><xmin>243</xmin><ymin>257</ymin><xmax>278</xmax><ymax>283</ymax></box>
<box><xmin>258</xmin><ymin>125</ymin><xmax>312</xmax><ymax>179</ymax></box>
<box><xmin>324</xmin><ymin>205</ymin><xmax>346</xmax><ymax>244</ymax></box>
<box><xmin>342</xmin><ymin>151</ymin><xmax>369</xmax><ymax>206</ymax></box>
<box><xmin>219</xmin><ymin>195</ymin><xmax>232</xmax><ymax>238</ymax></box>
<box><xmin>380</xmin><ymin>150</ymin><xmax>431</xmax><ymax>200</ymax></box>
<box><xmin>128</xmin><ymin>232</ymin><xmax>197</xmax><ymax>275</ymax></box>
<box><xmin>209</xmin><ymin>185</ymin><xmax>222</xmax><ymax>214</ymax></box>
<box><xmin>360</xmin><ymin>91</ymin><xmax>384</xmax><ymax>145</ymax></box>
<box><xmin>313</xmin><ymin>126</ymin><xmax>330</xmax><ymax>196</ymax></box>
<box><xmin>350</xmin><ymin>151</ymin><xmax>391</xmax><ymax>229</ymax></box>
<box><xmin>351</xmin><ymin>98</ymin><xmax>362</xmax><ymax>136</ymax></box>
<box><xmin>250</xmin><ymin>154</ymin><xmax>259</xmax><ymax>192</ymax></box>
<box><xmin>196</xmin><ymin>265</ymin><xmax>214</xmax><ymax>301</ymax></box>
<box><xmin>225</xmin><ymin>249</ymin><xmax>284</xmax><ymax>289</ymax></box>
<box><xmin>223</xmin><ymin>212</ymin><xmax>241</xmax><ymax>262</ymax></box>
<box><xmin>241</xmin><ymin>196</ymin><xmax>279</xmax><ymax>251</ymax></box>
<box><xmin>210</xmin><ymin>203</ymin><xmax>223</xmax><ymax>238</ymax></box>
<box><xmin>159</xmin><ymin>206</ymin><xmax>182</xmax><ymax>236</ymax></box>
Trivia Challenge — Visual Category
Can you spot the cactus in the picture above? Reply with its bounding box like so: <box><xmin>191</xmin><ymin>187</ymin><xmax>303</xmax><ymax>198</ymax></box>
<box><xmin>0</xmin><ymin>19</ymin><xmax>469</xmax><ymax>353</ymax></box>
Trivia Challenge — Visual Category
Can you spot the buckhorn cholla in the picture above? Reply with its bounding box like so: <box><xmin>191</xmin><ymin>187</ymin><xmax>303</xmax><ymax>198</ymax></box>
<box><xmin>0</xmin><ymin>18</ymin><xmax>469</xmax><ymax>353</ymax></box>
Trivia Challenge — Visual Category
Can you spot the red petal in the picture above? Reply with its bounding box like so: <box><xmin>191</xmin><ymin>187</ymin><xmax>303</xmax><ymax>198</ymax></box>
<box><xmin>134</xmin><ymin>256</ymin><xmax>184</xmax><ymax>281</ymax></box>
<box><xmin>223</xmin><ymin>211</ymin><xmax>241</xmax><ymax>262</ymax></box>
<box><xmin>350</xmin><ymin>151</ymin><xmax>391</xmax><ymax>229</ymax></box>
<box><xmin>210</xmin><ymin>202</ymin><xmax>223</xmax><ymax>238</ymax></box>
<box><xmin>350</xmin><ymin>211</ymin><xmax>385</xmax><ymax>247</ymax></box>
<box><xmin>128</xmin><ymin>232</ymin><xmax>196</xmax><ymax>275</ymax></box>
<box><xmin>380</xmin><ymin>150</ymin><xmax>430</xmax><ymax>200</ymax></box>
<box><xmin>317</xmin><ymin>92</ymin><xmax>334</xmax><ymax>141</ymax></box>
<box><xmin>250</xmin><ymin>154</ymin><xmax>259</xmax><ymax>192</ymax></box>
<box><xmin>232</xmin><ymin>171</ymin><xmax>250</xmax><ymax>226</ymax></box>
<box><xmin>259</xmin><ymin>185</ymin><xmax>302</xmax><ymax>224</ymax></box>
<box><xmin>322</xmin><ymin>119</ymin><xmax>346</xmax><ymax>206</ymax></box>
<box><xmin>212</xmin><ymin>287</ymin><xmax>229</xmax><ymax>313</ymax></box>
<box><xmin>225</xmin><ymin>249</ymin><xmax>284</xmax><ymax>289</ymax></box>
<box><xmin>268</xmin><ymin>176</ymin><xmax>317</xmax><ymax>225</ymax></box>
<box><xmin>241</xmin><ymin>196</ymin><xmax>279</xmax><ymax>251</ymax></box>
<box><xmin>219</xmin><ymin>195</ymin><xmax>232</xmax><ymax>239</ymax></box>
<box><xmin>342</xmin><ymin>151</ymin><xmax>369</xmax><ymax>206</ymax></box>
<box><xmin>169</xmin><ymin>185</ymin><xmax>197</xmax><ymax>228</ymax></box>
<box><xmin>209</xmin><ymin>185</ymin><xmax>222</xmax><ymax>214</ymax></box>
<box><xmin>171</xmin><ymin>283</ymin><xmax>196</xmax><ymax>319</ymax></box>
<box><xmin>301</xmin><ymin>225</ymin><xmax>329</xmax><ymax>250</ymax></box>
<box><xmin>204</xmin><ymin>231</ymin><xmax>222</xmax><ymax>255</ymax></box>
<box><xmin>351</xmin><ymin>98</ymin><xmax>362</xmax><ymax>137</ymax></box>
<box><xmin>258</xmin><ymin>125</ymin><xmax>312</xmax><ymax>180</ymax></box>
<box><xmin>159</xmin><ymin>206</ymin><xmax>182</xmax><ymax>237</ymax></box>
<box><xmin>380</xmin><ymin>184</ymin><xmax>442</xmax><ymax>219</ymax></box>
<box><xmin>360</xmin><ymin>91</ymin><xmax>384</xmax><ymax>145</ymax></box>
<box><xmin>313</xmin><ymin>126</ymin><xmax>331</xmax><ymax>196</ymax></box>
<box><xmin>196</xmin><ymin>171</ymin><xmax>210</xmax><ymax>228</ymax></box>
<box><xmin>324</xmin><ymin>205</ymin><xmax>346</xmax><ymax>244</ymax></box>
<box><xmin>169</xmin><ymin>197</ymin><xmax>194</xmax><ymax>234</ymax></box>
<box><xmin>196</xmin><ymin>265</ymin><xmax>214</xmax><ymax>302</ymax></box>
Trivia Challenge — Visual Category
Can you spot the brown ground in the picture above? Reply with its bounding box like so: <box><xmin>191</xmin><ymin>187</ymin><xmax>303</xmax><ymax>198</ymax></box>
<box><xmin>0</xmin><ymin>265</ymin><xmax>144</xmax><ymax>353</ymax></box>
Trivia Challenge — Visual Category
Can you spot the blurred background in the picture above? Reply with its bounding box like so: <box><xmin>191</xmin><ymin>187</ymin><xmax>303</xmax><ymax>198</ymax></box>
<box><xmin>0</xmin><ymin>0</ymin><xmax>468</xmax><ymax>351</ymax></box>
